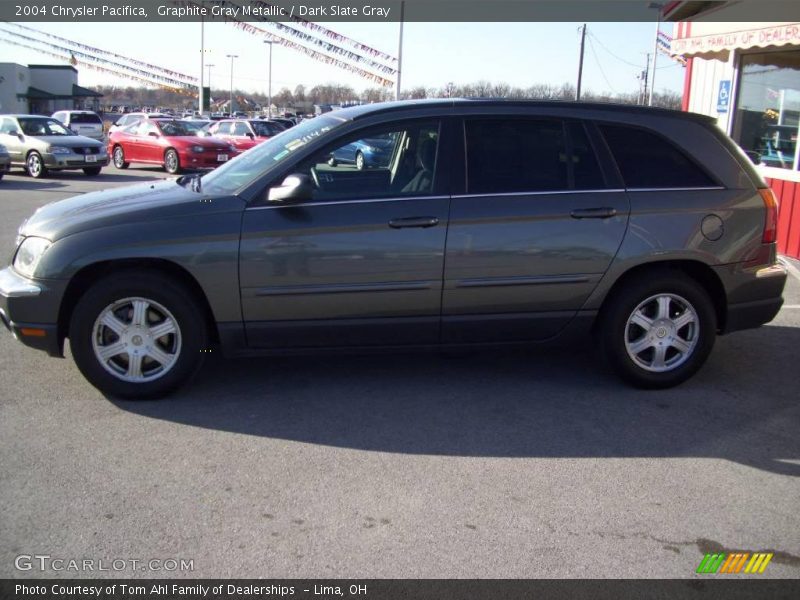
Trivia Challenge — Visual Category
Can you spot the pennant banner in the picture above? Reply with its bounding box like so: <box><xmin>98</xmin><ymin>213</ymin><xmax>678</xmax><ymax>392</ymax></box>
<box><xmin>172</xmin><ymin>1</ymin><xmax>396</xmax><ymax>84</ymax></box>
<box><xmin>0</xmin><ymin>37</ymin><xmax>195</xmax><ymax>95</ymax></box>
<box><xmin>250</xmin><ymin>1</ymin><xmax>397</xmax><ymax>64</ymax></box>
<box><xmin>171</xmin><ymin>1</ymin><xmax>395</xmax><ymax>87</ymax></box>
<box><xmin>0</xmin><ymin>28</ymin><xmax>196</xmax><ymax>91</ymax></box>
<box><xmin>6</xmin><ymin>22</ymin><xmax>198</xmax><ymax>84</ymax></box>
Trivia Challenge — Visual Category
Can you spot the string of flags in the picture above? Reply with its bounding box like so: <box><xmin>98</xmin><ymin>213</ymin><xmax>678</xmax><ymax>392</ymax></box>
<box><xmin>251</xmin><ymin>1</ymin><xmax>398</xmax><ymax>63</ymax></box>
<box><xmin>5</xmin><ymin>22</ymin><xmax>198</xmax><ymax>84</ymax></box>
<box><xmin>0</xmin><ymin>37</ymin><xmax>195</xmax><ymax>95</ymax></box>
<box><xmin>171</xmin><ymin>0</ymin><xmax>396</xmax><ymax>86</ymax></box>
<box><xmin>657</xmin><ymin>30</ymin><xmax>687</xmax><ymax>66</ymax></box>
<box><xmin>230</xmin><ymin>20</ymin><xmax>395</xmax><ymax>87</ymax></box>
<box><xmin>0</xmin><ymin>27</ymin><xmax>196</xmax><ymax>91</ymax></box>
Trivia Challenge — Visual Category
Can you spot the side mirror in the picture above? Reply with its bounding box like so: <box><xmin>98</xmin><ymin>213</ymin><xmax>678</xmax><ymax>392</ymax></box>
<box><xmin>268</xmin><ymin>174</ymin><xmax>314</xmax><ymax>203</ymax></box>
<box><xmin>148</xmin><ymin>131</ymin><xmax>160</xmax><ymax>138</ymax></box>
<box><xmin>246</xmin><ymin>132</ymin><xmax>255</xmax><ymax>140</ymax></box>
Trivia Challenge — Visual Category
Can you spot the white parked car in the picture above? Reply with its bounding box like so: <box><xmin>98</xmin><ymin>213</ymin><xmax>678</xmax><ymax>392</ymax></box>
<box><xmin>51</xmin><ymin>110</ymin><xmax>105</xmax><ymax>142</ymax></box>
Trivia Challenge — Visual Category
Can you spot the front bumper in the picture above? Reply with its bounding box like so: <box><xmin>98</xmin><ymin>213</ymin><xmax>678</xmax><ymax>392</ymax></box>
<box><xmin>182</xmin><ymin>150</ymin><xmax>232</xmax><ymax>170</ymax></box>
<box><xmin>0</xmin><ymin>267</ymin><xmax>65</xmax><ymax>357</ymax></box>
<box><xmin>42</xmin><ymin>151</ymin><xmax>109</xmax><ymax>170</ymax></box>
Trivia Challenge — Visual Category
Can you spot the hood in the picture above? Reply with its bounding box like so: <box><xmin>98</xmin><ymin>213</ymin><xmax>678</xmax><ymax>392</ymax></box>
<box><xmin>32</xmin><ymin>134</ymin><xmax>103</xmax><ymax>147</ymax></box>
<box><xmin>19</xmin><ymin>178</ymin><xmax>245</xmax><ymax>241</ymax></box>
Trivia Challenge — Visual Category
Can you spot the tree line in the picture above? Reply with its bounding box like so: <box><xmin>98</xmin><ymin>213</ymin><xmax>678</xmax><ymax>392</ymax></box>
<box><xmin>96</xmin><ymin>81</ymin><xmax>681</xmax><ymax>112</ymax></box>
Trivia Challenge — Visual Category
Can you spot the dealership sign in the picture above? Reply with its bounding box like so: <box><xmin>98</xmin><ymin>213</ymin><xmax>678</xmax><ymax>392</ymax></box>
<box><xmin>673</xmin><ymin>23</ymin><xmax>800</xmax><ymax>55</ymax></box>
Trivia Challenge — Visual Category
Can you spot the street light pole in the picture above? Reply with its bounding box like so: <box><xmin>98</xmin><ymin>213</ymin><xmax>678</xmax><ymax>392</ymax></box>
<box><xmin>199</xmin><ymin>13</ymin><xmax>205</xmax><ymax>114</ymax></box>
<box><xmin>206</xmin><ymin>63</ymin><xmax>214</xmax><ymax>112</ymax></box>
<box><xmin>395</xmin><ymin>1</ymin><xmax>405</xmax><ymax>101</ymax></box>
<box><xmin>226</xmin><ymin>54</ymin><xmax>237</xmax><ymax>114</ymax></box>
<box><xmin>264</xmin><ymin>40</ymin><xmax>273</xmax><ymax>117</ymax></box>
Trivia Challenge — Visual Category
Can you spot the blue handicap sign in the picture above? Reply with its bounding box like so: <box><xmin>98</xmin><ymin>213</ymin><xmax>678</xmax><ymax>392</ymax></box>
<box><xmin>717</xmin><ymin>80</ymin><xmax>731</xmax><ymax>113</ymax></box>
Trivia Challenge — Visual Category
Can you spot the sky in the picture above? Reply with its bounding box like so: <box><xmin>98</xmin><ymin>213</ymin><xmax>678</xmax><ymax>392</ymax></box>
<box><xmin>0</xmin><ymin>21</ymin><xmax>686</xmax><ymax>97</ymax></box>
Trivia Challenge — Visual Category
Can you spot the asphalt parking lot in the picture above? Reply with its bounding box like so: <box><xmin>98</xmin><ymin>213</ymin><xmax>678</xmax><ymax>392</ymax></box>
<box><xmin>1</xmin><ymin>165</ymin><xmax>799</xmax><ymax>579</ymax></box>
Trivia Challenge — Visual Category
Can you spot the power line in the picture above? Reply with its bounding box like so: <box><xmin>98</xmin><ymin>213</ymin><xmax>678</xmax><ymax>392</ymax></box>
<box><xmin>587</xmin><ymin>31</ymin><xmax>642</xmax><ymax>69</ymax></box>
<box><xmin>586</xmin><ymin>33</ymin><xmax>617</xmax><ymax>94</ymax></box>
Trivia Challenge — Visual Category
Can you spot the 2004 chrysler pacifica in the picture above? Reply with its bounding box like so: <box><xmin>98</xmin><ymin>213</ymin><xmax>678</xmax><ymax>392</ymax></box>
<box><xmin>0</xmin><ymin>100</ymin><xmax>788</xmax><ymax>398</ymax></box>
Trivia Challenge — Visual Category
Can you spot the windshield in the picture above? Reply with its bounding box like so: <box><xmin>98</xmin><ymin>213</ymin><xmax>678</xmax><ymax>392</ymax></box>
<box><xmin>200</xmin><ymin>115</ymin><xmax>346</xmax><ymax>195</ymax></box>
<box><xmin>156</xmin><ymin>120</ymin><xmax>203</xmax><ymax>136</ymax></box>
<box><xmin>19</xmin><ymin>118</ymin><xmax>74</xmax><ymax>136</ymax></box>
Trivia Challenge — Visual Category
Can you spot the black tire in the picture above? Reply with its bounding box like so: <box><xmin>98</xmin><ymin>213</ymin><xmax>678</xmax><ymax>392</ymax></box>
<box><xmin>164</xmin><ymin>148</ymin><xmax>181</xmax><ymax>174</ymax></box>
<box><xmin>0</xmin><ymin>172</ymin><xmax>4</xmax><ymax>181</ymax></box>
<box><xmin>83</xmin><ymin>166</ymin><xmax>102</xmax><ymax>176</ymax></box>
<box><xmin>69</xmin><ymin>270</ymin><xmax>208</xmax><ymax>399</ymax></box>
<box><xmin>598</xmin><ymin>271</ymin><xmax>716</xmax><ymax>389</ymax></box>
<box><xmin>112</xmin><ymin>145</ymin><xmax>129</xmax><ymax>169</ymax></box>
<box><xmin>355</xmin><ymin>151</ymin><xmax>365</xmax><ymax>170</ymax></box>
<box><xmin>26</xmin><ymin>151</ymin><xmax>47</xmax><ymax>178</ymax></box>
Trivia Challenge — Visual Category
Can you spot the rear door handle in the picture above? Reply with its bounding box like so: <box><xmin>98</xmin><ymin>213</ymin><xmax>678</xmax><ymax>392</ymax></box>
<box><xmin>570</xmin><ymin>207</ymin><xmax>617</xmax><ymax>219</ymax></box>
<box><xmin>388</xmin><ymin>216</ymin><xmax>440</xmax><ymax>229</ymax></box>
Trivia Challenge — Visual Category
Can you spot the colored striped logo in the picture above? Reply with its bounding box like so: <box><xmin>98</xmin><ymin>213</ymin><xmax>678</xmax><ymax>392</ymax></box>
<box><xmin>696</xmin><ymin>553</ymin><xmax>773</xmax><ymax>574</ymax></box>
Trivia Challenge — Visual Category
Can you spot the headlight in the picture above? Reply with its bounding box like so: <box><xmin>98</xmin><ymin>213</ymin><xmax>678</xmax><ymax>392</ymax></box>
<box><xmin>13</xmin><ymin>237</ymin><xmax>52</xmax><ymax>278</ymax></box>
<box><xmin>47</xmin><ymin>146</ymin><xmax>72</xmax><ymax>155</ymax></box>
<box><xmin>228</xmin><ymin>145</ymin><xmax>237</xmax><ymax>153</ymax></box>
<box><xmin>0</xmin><ymin>143</ymin><xmax>7</xmax><ymax>153</ymax></box>
<box><xmin>191</xmin><ymin>145</ymin><xmax>205</xmax><ymax>153</ymax></box>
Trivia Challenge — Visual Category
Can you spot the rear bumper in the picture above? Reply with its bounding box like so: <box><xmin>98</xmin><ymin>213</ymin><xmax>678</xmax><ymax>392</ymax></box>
<box><xmin>716</xmin><ymin>261</ymin><xmax>788</xmax><ymax>334</ymax></box>
<box><xmin>0</xmin><ymin>267</ymin><xmax>65</xmax><ymax>357</ymax></box>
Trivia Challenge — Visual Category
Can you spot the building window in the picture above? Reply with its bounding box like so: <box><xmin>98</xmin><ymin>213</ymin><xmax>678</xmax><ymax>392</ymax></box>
<box><xmin>732</xmin><ymin>49</ymin><xmax>800</xmax><ymax>171</ymax></box>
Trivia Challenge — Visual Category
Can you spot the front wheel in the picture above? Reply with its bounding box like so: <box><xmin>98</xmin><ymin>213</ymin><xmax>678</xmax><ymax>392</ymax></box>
<box><xmin>112</xmin><ymin>145</ymin><xmax>129</xmax><ymax>169</ymax></box>
<box><xmin>26</xmin><ymin>151</ymin><xmax>47</xmax><ymax>178</ymax></box>
<box><xmin>69</xmin><ymin>271</ymin><xmax>208</xmax><ymax>399</ymax></box>
<box><xmin>164</xmin><ymin>148</ymin><xmax>181</xmax><ymax>174</ymax></box>
<box><xmin>598</xmin><ymin>272</ymin><xmax>716</xmax><ymax>389</ymax></box>
<box><xmin>355</xmin><ymin>151</ymin><xmax>365</xmax><ymax>170</ymax></box>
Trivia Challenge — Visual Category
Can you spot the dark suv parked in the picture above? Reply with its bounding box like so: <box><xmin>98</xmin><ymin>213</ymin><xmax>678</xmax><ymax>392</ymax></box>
<box><xmin>0</xmin><ymin>100</ymin><xmax>787</xmax><ymax>398</ymax></box>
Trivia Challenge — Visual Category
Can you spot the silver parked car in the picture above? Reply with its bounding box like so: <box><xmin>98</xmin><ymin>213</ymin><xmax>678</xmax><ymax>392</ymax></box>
<box><xmin>0</xmin><ymin>114</ymin><xmax>109</xmax><ymax>178</ymax></box>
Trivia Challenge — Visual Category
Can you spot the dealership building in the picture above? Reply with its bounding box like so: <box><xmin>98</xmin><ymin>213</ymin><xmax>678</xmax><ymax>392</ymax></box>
<box><xmin>664</xmin><ymin>2</ymin><xmax>800</xmax><ymax>259</ymax></box>
<box><xmin>0</xmin><ymin>63</ymin><xmax>102</xmax><ymax>115</ymax></box>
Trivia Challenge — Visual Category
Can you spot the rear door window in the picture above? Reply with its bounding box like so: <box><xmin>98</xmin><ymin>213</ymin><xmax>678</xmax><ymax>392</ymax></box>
<box><xmin>464</xmin><ymin>118</ymin><xmax>607</xmax><ymax>194</ymax></box>
<box><xmin>598</xmin><ymin>124</ymin><xmax>716</xmax><ymax>189</ymax></box>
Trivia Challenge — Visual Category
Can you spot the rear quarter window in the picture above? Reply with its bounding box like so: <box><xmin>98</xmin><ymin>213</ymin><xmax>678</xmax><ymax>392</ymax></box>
<box><xmin>599</xmin><ymin>123</ymin><xmax>717</xmax><ymax>189</ymax></box>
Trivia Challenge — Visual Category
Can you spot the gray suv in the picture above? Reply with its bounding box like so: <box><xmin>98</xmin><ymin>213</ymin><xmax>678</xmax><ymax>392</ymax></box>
<box><xmin>0</xmin><ymin>100</ymin><xmax>788</xmax><ymax>398</ymax></box>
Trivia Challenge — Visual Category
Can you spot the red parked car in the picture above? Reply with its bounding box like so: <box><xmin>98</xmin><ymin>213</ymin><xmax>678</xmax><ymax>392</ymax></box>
<box><xmin>206</xmin><ymin>119</ymin><xmax>285</xmax><ymax>152</ymax></box>
<box><xmin>108</xmin><ymin>119</ymin><xmax>236</xmax><ymax>174</ymax></box>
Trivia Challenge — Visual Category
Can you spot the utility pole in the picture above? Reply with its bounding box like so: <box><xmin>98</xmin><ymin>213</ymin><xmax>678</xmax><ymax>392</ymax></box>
<box><xmin>199</xmin><ymin>13</ymin><xmax>205</xmax><ymax>114</ymax></box>
<box><xmin>395</xmin><ymin>1</ymin><xmax>405</xmax><ymax>101</ymax></box>
<box><xmin>576</xmin><ymin>24</ymin><xmax>586</xmax><ymax>101</ymax></box>
<box><xmin>640</xmin><ymin>53</ymin><xmax>651</xmax><ymax>105</ymax></box>
<box><xmin>648</xmin><ymin>2</ymin><xmax>665</xmax><ymax>106</ymax></box>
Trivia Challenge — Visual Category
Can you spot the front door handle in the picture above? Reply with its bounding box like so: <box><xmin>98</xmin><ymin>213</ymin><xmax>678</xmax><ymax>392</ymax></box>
<box><xmin>388</xmin><ymin>216</ymin><xmax>440</xmax><ymax>229</ymax></box>
<box><xmin>570</xmin><ymin>207</ymin><xmax>618</xmax><ymax>219</ymax></box>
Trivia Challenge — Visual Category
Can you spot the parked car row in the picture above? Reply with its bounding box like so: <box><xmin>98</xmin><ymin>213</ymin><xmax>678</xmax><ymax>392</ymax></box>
<box><xmin>0</xmin><ymin>111</ymin><xmax>301</xmax><ymax>179</ymax></box>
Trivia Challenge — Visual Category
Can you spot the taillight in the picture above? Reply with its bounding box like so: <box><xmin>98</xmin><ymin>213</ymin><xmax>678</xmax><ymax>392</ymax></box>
<box><xmin>759</xmin><ymin>188</ymin><xmax>779</xmax><ymax>244</ymax></box>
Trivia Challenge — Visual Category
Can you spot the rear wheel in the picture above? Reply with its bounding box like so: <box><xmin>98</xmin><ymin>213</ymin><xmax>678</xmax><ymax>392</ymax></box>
<box><xmin>83</xmin><ymin>166</ymin><xmax>102</xmax><ymax>176</ymax></box>
<box><xmin>69</xmin><ymin>271</ymin><xmax>207</xmax><ymax>399</ymax></box>
<box><xmin>164</xmin><ymin>148</ymin><xmax>181</xmax><ymax>174</ymax></box>
<box><xmin>26</xmin><ymin>151</ymin><xmax>47</xmax><ymax>178</ymax></box>
<box><xmin>599</xmin><ymin>272</ymin><xmax>716</xmax><ymax>389</ymax></box>
<box><xmin>355</xmin><ymin>151</ymin><xmax>365</xmax><ymax>170</ymax></box>
<box><xmin>112</xmin><ymin>145</ymin><xmax>129</xmax><ymax>169</ymax></box>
